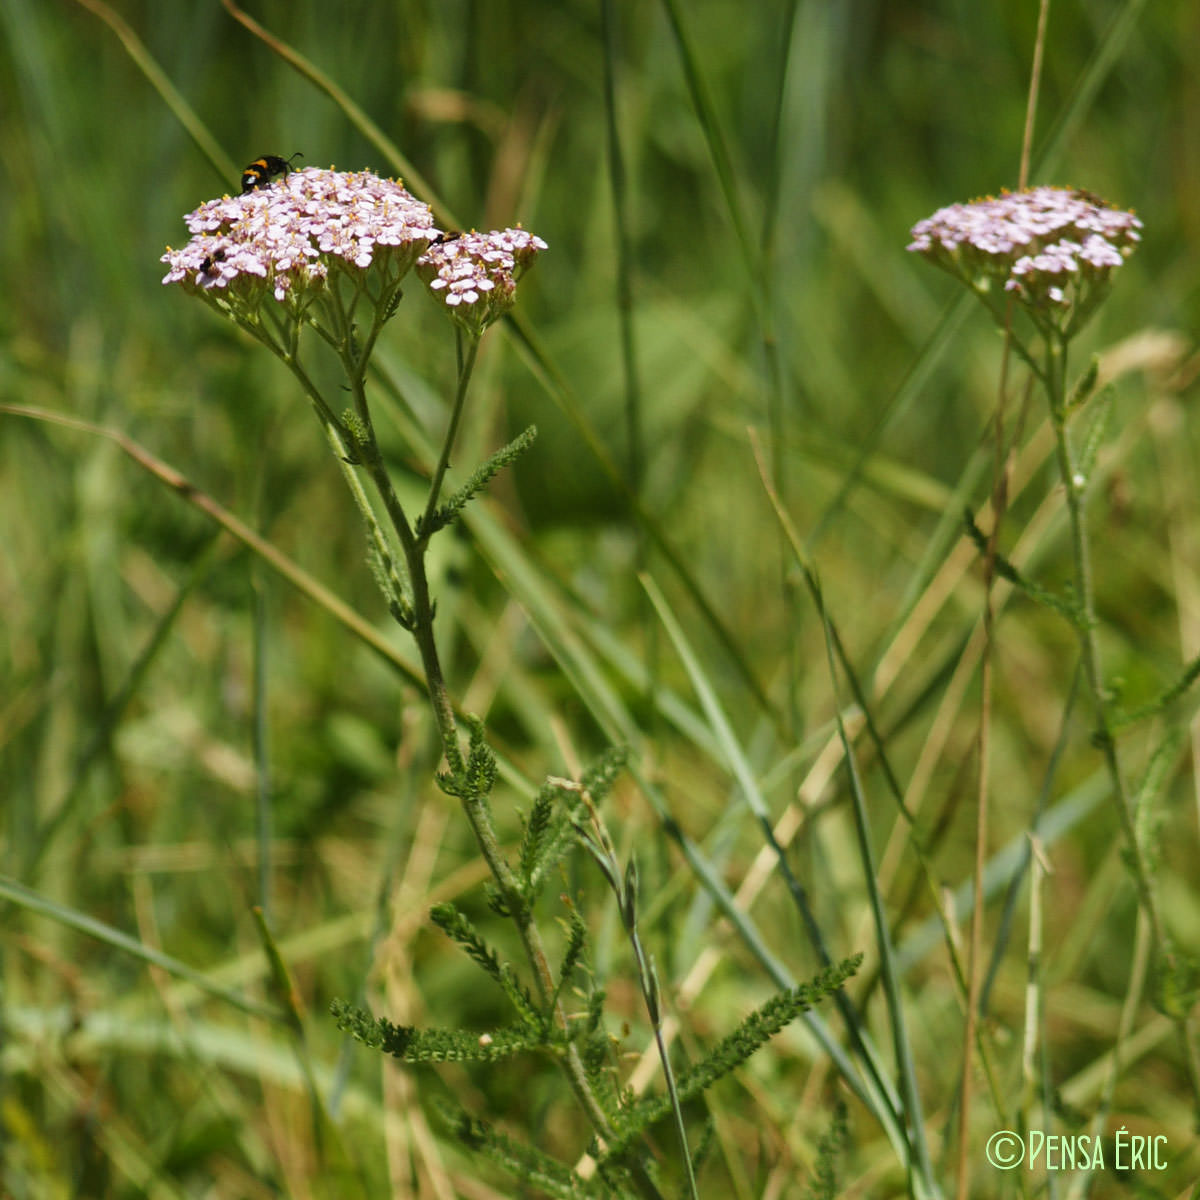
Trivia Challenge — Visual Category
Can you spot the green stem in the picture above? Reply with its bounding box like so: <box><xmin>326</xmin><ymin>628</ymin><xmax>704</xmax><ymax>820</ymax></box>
<box><xmin>251</xmin><ymin>316</ymin><xmax>353</xmax><ymax>446</ymax></box>
<box><xmin>278</xmin><ymin>352</ymin><xmax>405</xmax><ymax>615</ymax></box>
<box><xmin>420</xmin><ymin>329</ymin><xmax>479</xmax><ymax>542</ymax></box>
<box><xmin>1044</xmin><ymin>334</ymin><xmax>1166</xmax><ymax>952</ymax></box>
<box><xmin>1048</xmin><ymin>352</ymin><xmax>1200</xmax><ymax>1105</ymax></box>
<box><xmin>325</xmin><ymin>331</ymin><xmax>658</xmax><ymax>1192</ymax></box>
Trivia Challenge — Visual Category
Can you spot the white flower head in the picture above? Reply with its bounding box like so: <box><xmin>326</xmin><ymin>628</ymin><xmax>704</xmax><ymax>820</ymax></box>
<box><xmin>908</xmin><ymin>186</ymin><xmax>1142</xmax><ymax>336</ymax></box>
<box><xmin>416</xmin><ymin>227</ymin><xmax>548</xmax><ymax>336</ymax></box>
<box><xmin>161</xmin><ymin>167</ymin><xmax>438</xmax><ymax>311</ymax></box>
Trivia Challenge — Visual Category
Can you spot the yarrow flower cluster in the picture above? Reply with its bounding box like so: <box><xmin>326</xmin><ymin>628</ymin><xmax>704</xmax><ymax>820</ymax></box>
<box><xmin>161</xmin><ymin>167</ymin><xmax>439</xmax><ymax>308</ymax></box>
<box><xmin>161</xmin><ymin>165</ymin><xmax>548</xmax><ymax>336</ymax></box>
<box><xmin>908</xmin><ymin>186</ymin><xmax>1141</xmax><ymax>335</ymax></box>
<box><xmin>415</xmin><ymin>228</ymin><xmax>549</xmax><ymax>336</ymax></box>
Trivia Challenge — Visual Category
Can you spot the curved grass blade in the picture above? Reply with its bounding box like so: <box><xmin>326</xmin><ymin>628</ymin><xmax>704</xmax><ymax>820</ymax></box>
<box><xmin>0</xmin><ymin>873</ymin><xmax>280</xmax><ymax>1021</ymax></box>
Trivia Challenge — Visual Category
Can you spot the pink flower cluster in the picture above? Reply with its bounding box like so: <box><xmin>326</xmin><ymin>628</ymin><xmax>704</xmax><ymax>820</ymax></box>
<box><xmin>908</xmin><ymin>186</ymin><xmax>1141</xmax><ymax>326</ymax></box>
<box><xmin>161</xmin><ymin>168</ymin><xmax>548</xmax><ymax>333</ymax></box>
<box><xmin>415</xmin><ymin>228</ymin><xmax>549</xmax><ymax>335</ymax></box>
<box><xmin>161</xmin><ymin>167</ymin><xmax>438</xmax><ymax>303</ymax></box>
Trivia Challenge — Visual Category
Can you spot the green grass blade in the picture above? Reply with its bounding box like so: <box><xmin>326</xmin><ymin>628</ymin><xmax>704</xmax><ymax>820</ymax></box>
<box><xmin>0</xmin><ymin>874</ymin><xmax>280</xmax><ymax>1021</ymax></box>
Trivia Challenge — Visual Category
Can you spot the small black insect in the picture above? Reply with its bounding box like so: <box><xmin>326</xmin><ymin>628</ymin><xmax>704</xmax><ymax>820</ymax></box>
<box><xmin>430</xmin><ymin>231</ymin><xmax>462</xmax><ymax>246</ymax></box>
<box><xmin>240</xmin><ymin>152</ymin><xmax>303</xmax><ymax>194</ymax></box>
<box><xmin>199</xmin><ymin>247</ymin><xmax>226</xmax><ymax>273</ymax></box>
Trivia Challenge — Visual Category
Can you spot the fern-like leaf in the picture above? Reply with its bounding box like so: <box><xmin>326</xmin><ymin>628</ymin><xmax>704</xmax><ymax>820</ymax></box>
<box><xmin>433</xmin><ymin>1098</ymin><xmax>587</xmax><ymax>1198</ymax></box>
<box><xmin>1110</xmin><ymin>649</ymin><xmax>1200</xmax><ymax>731</ymax></box>
<box><xmin>429</xmin><ymin>902</ymin><xmax>543</xmax><ymax>1025</ymax></box>
<box><xmin>519</xmin><ymin>779</ymin><xmax>560</xmax><ymax>883</ymax></box>
<box><xmin>331</xmin><ymin>1001</ymin><xmax>561</xmax><ymax>1063</ymax></box>
<box><xmin>599</xmin><ymin>955</ymin><xmax>862</xmax><ymax>1162</ymax></box>
<box><xmin>464</xmin><ymin>715</ymin><xmax>498</xmax><ymax>796</ymax></box>
<box><xmin>1065</xmin><ymin>356</ymin><xmax>1100</xmax><ymax>411</ymax></box>
<box><xmin>1151</xmin><ymin>949</ymin><xmax>1200</xmax><ymax>1021</ymax></box>
<box><xmin>430</xmin><ymin>902</ymin><xmax>505</xmax><ymax>982</ymax></box>
<box><xmin>1131</xmin><ymin>727</ymin><xmax>1184</xmax><ymax>874</ymax></box>
<box><xmin>803</xmin><ymin>1098</ymin><xmax>849</xmax><ymax>1200</ymax></box>
<box><xmin>964</xmin><ymin>510</ymin><xmax>1084</xmax><ymax>626</ymax></box>
<box><xmin>417</xmin><ymin>425</ymin><xmax>538</xmax><ymax>539</ymax></box>
<box><xmin>580</xmin><ymin>744</ymin><xmax>629</xmax><ymax>802</ymax></box>
<box><xmin>436</xmin><ymin>715</ymin><xmax>497</xmax><ymax>801</ymax></box>
<box><xmin>1076</xmin><ymin>386</ymin><xmax>1114</xmax><ymax>483</ymax></box>
<box><xmin>554</xmin><ymin>909</ymin><xmax>588</xmax><ymax>1007</ymax></box>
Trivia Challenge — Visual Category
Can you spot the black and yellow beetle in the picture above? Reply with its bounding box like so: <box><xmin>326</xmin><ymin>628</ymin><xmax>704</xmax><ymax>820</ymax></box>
<box><xmin>240</xmin><ymin>152</ymin><xmax>303</xmax><ymax>194</ymax></box>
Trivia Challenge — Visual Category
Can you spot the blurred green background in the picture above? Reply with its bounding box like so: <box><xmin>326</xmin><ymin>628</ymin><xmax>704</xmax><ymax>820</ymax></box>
<box><xmin>3</xmin><ymin>1</ymin><xmax>1199</xmax><ymax>1195</ymax></box>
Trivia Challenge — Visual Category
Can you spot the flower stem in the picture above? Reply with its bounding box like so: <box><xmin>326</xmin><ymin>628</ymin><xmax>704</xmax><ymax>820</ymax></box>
<box><xmin>420</xmin><ymin>329</ymin><xmax>479</xmax><ymax>542</ymax></box>
<box><xmin>330</xmin><ymin>341</ymin><xmax>661</xmax><ymax>1195</ymax></box>
<box><xmin>1051</xmin><ymin>386</ymin><xmax>1200</xmax><ymax>1101</ymax></box>
<box><xmin>1044</xmin><ymin>335</ymin><xmax>1166</xmax><ymax>953</ymax></box>
<box><xmin>279</xmin><ymin>352</ymin><xmax>403</xmax><ymax>599</ymax></box>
